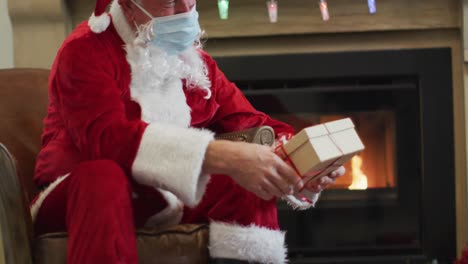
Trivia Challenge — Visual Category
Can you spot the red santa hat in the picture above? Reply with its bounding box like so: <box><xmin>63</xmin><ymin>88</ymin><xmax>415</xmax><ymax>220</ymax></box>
<box><xmin>88</xmin><ymin>0</ymin><xmax>113</xmax><ymax>33</ymax></box>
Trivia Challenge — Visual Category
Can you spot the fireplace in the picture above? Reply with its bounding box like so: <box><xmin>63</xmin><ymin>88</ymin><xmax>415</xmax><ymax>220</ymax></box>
<box><xmin>214</xmin><ymin>48</ymin><xmax>456</xmax><ymax>263</ymax></box>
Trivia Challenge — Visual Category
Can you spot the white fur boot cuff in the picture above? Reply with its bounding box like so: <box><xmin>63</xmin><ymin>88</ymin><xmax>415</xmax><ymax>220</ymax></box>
<box><xmin>208</xmin><ymin>221</ymin><xmax>287</xmax><ymax>264</ymax></box>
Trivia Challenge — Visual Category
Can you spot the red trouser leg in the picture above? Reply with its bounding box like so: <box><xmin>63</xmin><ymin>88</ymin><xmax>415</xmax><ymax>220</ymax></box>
<box><xmin>181</xmin><ymin>174</ymin><xmax>287</xmax><ymax>263</ymax></box>
<box><xmin>181</xmin><ymin>173</ymin><xmax>279</xmax><ymax>229</ymax></box>
<box><xmin>34</xmin><ymin>160</ymin><xmax>140</xmax><ymax>264</ymax></box>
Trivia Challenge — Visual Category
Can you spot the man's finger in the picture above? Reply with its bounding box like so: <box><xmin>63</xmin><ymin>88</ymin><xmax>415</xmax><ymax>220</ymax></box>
<box><xmin>269</xmin><ymin>172</ymin><xmax>294</xmax><ymax>195</ymax></box>
<box><xmin>255</xmin><ymin>185</ymin><xmax>274</xmax><ymax>201</ymax></box>
<box><xmin>262</xmin><ymin>180</ymin><xmax>284</xmax><ymax>198</ymax></box>
<box><xmin>330</xmin><ymin>166</ymin><xmax>346</xmax><ymax>178</ymax></box>
<box><xmin>275</xmin><ymin>156</ymin><xmax>304</xmax><ymax>190</ymax></box>
<box><xmin>319</xmin><ymin>176</ymin><xmax>335</xmax><ymax>186</ymax></box>
<box><xmin>306</xmin><ymin>183</ymin><xmax>323</xmax><ymax>193</ymax></box>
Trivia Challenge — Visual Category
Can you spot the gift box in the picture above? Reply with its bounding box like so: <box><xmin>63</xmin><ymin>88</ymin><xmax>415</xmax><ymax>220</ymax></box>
<box><xmin>276</xmin><ymin>118</ymin><xmax>365</xmax><ymax>184</ymax></box>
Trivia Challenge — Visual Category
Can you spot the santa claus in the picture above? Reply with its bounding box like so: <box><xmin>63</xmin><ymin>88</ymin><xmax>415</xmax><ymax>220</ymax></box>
<box><xmin>30</xmin><ymin>0</ymin><xmax>345</xmax><ymax>263</ymax></box>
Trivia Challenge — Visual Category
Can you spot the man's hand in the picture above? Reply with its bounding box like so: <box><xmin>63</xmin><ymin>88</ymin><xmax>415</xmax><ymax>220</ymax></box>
<box><xmin>303</xmin><ymin>166</ymin><xmax>346</xmax><ymax>193</ymax></box>
<box><xmin>202</xmin><ymin>140</ymin><xmax>304</xmax><ymax>201</ymax></box>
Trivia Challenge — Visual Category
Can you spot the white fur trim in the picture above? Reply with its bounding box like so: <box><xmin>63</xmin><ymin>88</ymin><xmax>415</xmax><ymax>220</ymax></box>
<box><xmin>30</xmin><ymin>174</ymin><xmax>70</xmax><ymax>222</ymax></box>
<box><xmin>283</xmin><ymin>190</ymin><xmax>321</xmax><ymax>210</ymax></box>
<box><xmin>209</xmin><ymin>222</ymin><xmax>287</xmax><ymax>264</ymax></box>
<box><xmin>125</xmin><ymin>45</ymin><xmax>211</xmax><ymax>126</ymax></box>
<box><xmin>144</xmin><ymin>188</ymin><xmax>184</xmax><ymax>228</ymax></box>
<box><xmin>88</xmin><ymin>13</ymin><xmax>111</xmax><ymax>33</ymax></box>
<box><xmin>131</xmin><ymin>77</ymin><xmax>192</xmax><ymax>126</ymax></box>
<box><xmin>132</xmin><ymin>123</ymin><xmax>214</xmax><ymax>207</ymax></box>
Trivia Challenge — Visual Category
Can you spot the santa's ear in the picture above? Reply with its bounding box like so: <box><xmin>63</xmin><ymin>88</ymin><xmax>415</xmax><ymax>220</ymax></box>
<box><xmin>117</xmin><ymin>0</ymin><xmax>131</xmax><ymax>6</ymax></box>
<box><xmin>118</xmin><ymin>0</ymin><xmax>136</xmax><ymax>21</ymax></box>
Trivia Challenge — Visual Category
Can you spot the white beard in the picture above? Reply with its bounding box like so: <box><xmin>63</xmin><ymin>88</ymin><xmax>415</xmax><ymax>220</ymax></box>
<box><xmin>124</xmin><ymin>33</ymin><xmax>211</xmax><ymax>127</ymax></box>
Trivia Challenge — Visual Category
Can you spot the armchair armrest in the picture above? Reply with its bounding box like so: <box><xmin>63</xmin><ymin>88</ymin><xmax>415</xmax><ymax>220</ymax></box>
<box><xmin>0</xmin><ymin>144</ymin><xmax>33</xmax><ymax>264</ymax></box>
<box><xmin>214</xmin><ymin>126</ymin><xmax>275</xmax><ymax>146</ymax></box>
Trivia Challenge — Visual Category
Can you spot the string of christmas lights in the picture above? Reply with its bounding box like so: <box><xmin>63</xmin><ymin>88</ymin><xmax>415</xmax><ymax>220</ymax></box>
<box><xmin>217</xmin><ymin>0</ymin><xmax>229</xmax><ymax>19</ymax></box>
<box><xmin>319</xmin><ymin>0</ymin><xmax>329</xmax><ymax>21</ymax></box>
<box><xmin>216</xmin><ymin>0</ymin><xmax>377</xmax><ymax>22</ymax></box>
<box><xmin>267</xmin><ymin>0</ymin><xmax>278</xmax><ymax>23</ymax></box>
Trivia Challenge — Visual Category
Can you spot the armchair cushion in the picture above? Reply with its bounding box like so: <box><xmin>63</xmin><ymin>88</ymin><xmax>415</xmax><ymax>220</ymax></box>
<box><xmin>33</xmin><ymin>225</ymin><xmax>209</xmax><ymax>264</ymax></box>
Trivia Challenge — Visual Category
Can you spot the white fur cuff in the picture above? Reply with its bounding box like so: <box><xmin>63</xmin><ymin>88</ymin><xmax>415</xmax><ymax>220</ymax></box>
<box><xmin>209</xmin><ymin>222</ymin><xmax>287</xmax><ymax>264</ymax></box>
<box><xmin>144</xmin><ymin>188</ymin><xmax>184</xmax><ymax>228</ymax></box>
<box><xmin>283</xmin><ymin>190</ymin><xmax>321</xmax><ymax>210</ymax></box>
<box><xmin>30</xmin><ymin>174</ymin><xmax>70</xmax><ymax>222</ymax></box>
<box><xmin>132</xmin><ymin>123</ymin><xmax>214</xmax><ymax>207</ymax></box>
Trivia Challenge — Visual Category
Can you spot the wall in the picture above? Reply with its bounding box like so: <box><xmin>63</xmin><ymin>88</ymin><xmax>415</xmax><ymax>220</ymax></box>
<box><xmin>8</xmin><ymin>0</ymin><xmax>68</xmax><ymax>69</ymax></box>
<box><xmin>0</xmin><ymin>0</ymin><xmax>13</xmax><ymax>69</ymax></box>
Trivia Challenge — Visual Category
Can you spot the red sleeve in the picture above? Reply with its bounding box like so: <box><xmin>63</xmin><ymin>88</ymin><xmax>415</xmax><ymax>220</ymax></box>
<box><xmin>202</xmin><ymin>52</ymin><xmax>295</xmax><ymax>138</ymax></box>
<box><xmin>53</xmin><ymin>37</ymin><xmax>147</xmax><ymax>172</ymax></box>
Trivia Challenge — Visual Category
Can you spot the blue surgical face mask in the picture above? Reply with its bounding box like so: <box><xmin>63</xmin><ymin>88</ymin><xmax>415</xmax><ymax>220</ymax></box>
<box><xmin>130</xmin><ymin>0</ymin><xmax>201</xmax><ymax>56</ymax></box>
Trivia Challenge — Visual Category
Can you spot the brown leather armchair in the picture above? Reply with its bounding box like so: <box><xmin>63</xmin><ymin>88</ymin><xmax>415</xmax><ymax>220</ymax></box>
<box><xmin>0</xmin><ymin>69</ymin><xmax>275</xmax><ymax>264</ymax></box>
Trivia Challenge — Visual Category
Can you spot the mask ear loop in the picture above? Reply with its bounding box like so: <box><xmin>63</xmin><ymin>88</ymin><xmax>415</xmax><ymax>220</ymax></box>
<box><xmin>145</xmin><ymin>22</ymin><xmax>155</xmax><ymax>44</ymax></box>
<box><xmin>130</xmin><ymin>0</ymin><xmax>155</xmax><ymax>19</ymax></box>
<box><xmin>132</xmin><ymin>20</ymin><xmax>139</xmax><ymax>35</ymax></box>
<box><xmin>133</xmin><ymin>19</ymin><xmax>155</xmax><ymax>45</ymax></box>
<box><xmin>130</xmin><ymin>0</ymin><xmax>155</xmax><ymax>44</ymax></box>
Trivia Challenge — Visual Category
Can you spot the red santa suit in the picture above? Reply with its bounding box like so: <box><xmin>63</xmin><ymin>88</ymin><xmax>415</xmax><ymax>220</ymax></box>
<box><xmin>30</xmin><ymin>1</ymin><xmax>320</xmax><ymax>263</ymax></box>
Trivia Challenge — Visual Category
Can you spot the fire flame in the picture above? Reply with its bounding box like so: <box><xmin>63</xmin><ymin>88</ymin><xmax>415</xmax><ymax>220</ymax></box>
<box><xmin>348</xmin><ymin>155</ymin><xmax>368</xmax><ymax>190</ymax></box>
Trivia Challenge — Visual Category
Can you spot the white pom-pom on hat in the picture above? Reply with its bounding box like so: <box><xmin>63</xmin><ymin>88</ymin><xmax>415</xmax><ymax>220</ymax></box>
<box><xmin>88</xmin><ymin>0</ymin><xmax>113</xmax><ymax>33</ymax></box>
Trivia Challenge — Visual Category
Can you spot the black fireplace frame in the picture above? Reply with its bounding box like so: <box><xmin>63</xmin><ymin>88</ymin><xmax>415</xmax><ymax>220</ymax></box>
<box><xmin>214</xmin><ymin>48</ymin><xmax>456</xmax><ymax>263</ymax></box>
